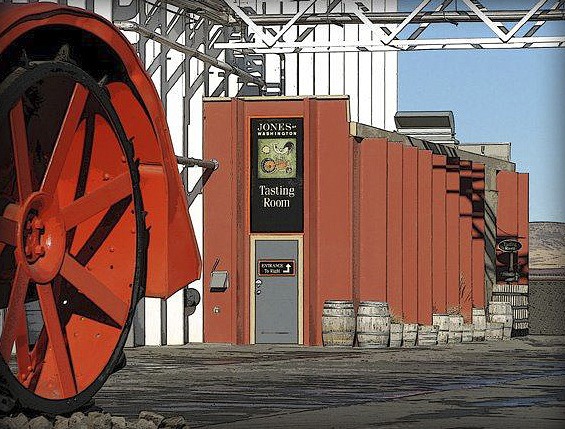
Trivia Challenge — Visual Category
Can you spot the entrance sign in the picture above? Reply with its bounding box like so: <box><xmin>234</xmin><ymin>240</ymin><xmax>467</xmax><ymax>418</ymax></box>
<box><xmin>251</xmin><ymin>118</ymin><xmax>304</xmax><ymax>232</ymax></box>
<box><xmin>258</xmin><ymin>259</ymin><xmax>296</xmax><ymax>276</ymax></box>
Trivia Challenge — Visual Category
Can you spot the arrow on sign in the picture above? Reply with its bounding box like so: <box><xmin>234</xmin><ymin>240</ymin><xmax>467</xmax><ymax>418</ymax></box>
<box><xmin>283</xmin><ymin>264</ymin><xmax>292</xmax><ymax>274</ymax></box>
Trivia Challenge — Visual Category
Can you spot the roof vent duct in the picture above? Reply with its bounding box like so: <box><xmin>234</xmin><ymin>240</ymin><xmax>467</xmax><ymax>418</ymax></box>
<box><xmin>394</xmin><ymin>111</ymin><xmax>459</xmax><ymax>145</ymax></box>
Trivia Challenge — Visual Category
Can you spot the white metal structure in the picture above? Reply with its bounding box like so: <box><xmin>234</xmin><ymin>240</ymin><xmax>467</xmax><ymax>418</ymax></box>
<box><xmin>116</xmin><ymin>0</ymin><xmax>400</xmax><ymax>346</ymax></box>
<box><xmin>218</xmin><ymin>0</ymin><xmax>565</xmax><ymax>52</ymax></box>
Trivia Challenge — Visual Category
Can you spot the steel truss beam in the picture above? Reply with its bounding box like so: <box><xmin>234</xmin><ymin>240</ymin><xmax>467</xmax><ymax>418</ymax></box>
<box><xmin>243</xmin><ymin>9</ymin><xmax>565</xmax><ymax>25</ymax></box>
<box><xmin>217</xmin><ymin>0</ymin><xmax>565</xmax><ymax>53</ymax></box>
<box><xmin>165</xmin><ymin>0</ymin><xmax>236</xmax><ymax>24</ymax></box>
<box><xmin>115</xmin><ymin>21</ymin><xmax>266</xmax><ymax>88</ymax></box>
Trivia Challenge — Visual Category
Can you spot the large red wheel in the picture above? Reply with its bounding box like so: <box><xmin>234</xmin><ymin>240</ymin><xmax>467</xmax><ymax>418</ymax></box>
<box><xmin>0</xmin><ymin>56</ymin><xmax>146</xmax><ymax>413</ymax></box>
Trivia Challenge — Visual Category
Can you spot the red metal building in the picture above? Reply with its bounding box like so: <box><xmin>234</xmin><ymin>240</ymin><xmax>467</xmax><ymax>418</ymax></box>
<box><xmin>202</xmin><ymin>96</ymin><xmax>528</xmax><ymax>345</ymax></box>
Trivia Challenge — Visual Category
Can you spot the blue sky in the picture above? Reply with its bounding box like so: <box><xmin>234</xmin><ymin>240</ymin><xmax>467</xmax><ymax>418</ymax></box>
<box><xmin>398</xmin><ymin>26</ymin><xmax>565</xmax><ymax>222</ymax></box>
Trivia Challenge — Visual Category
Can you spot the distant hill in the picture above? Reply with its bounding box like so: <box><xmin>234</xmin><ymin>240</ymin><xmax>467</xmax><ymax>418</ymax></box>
<box><xmin>529</xmin><ymin>222</ymin><xmax>565</xmax><ymax>270</ymax></box>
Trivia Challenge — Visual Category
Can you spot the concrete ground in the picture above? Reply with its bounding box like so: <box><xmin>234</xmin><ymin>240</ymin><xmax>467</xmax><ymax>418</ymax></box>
<box><xmin>96</xmin><ymin>336</ymin><xmax>565</xmax><ymax>429</ymax></box>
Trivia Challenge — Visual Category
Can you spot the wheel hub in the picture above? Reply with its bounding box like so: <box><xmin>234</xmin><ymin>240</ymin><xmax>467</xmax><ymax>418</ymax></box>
<box><xmin>24</xmin><ymin>214</ymin><xmax>45</xmax><ymax>263</ymax></box>
<box><xmin>19</xmin><ymin>192</ymin><xmax>65</xmax><ymax>284</ymax></box>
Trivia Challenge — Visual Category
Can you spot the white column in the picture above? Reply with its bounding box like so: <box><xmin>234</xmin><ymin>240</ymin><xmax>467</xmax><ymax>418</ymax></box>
<box><xmin>166</xmin><ymin>290</ymin><xmax>185</xmax><ymax>345</ymax></box>
<box><xmin>313</xmin><ymin>1</ymin><xmax>330</xmax><ymax>96</ymax></box>
<box><xmin>93</xmin><ymin>0</ymin><xmax>112</xmax><ymax>20</ymax></box>
<box><xmin>144</xmin><ymin>298</ymin><xmax>162</xmax><ymax>346</ymax></box>
<box><xmin>329</xmin><ymin>25</ymin><xmax>345</xmax><ymax>96</ymax></box>
<box><xmin>186</xmin><ymin>53</ymin><xmax>204</xmax><ymax>343</ymax></box>
<box><xmin>67</xmin><ymin>0</ymin><xmax>86</xmax><ymax>9</ymax></box>
<box><xmin>358</xmin><ymin>11</ymin><xmax>373</xmax><ymax>125</ymax></box>
<box><xmin>344</xmin><ymin>2</ymin><xmax>359</xmax><ymax>122</ymax></box>
<box><xmin>165</xmin><ymin>45</ymin><xmax>187</xmax><ymax>345</ymax></box>
<box><xmin>384</xmin><ymin>0</ymin><xmax>399</xmax><ymax>131</ymax></box>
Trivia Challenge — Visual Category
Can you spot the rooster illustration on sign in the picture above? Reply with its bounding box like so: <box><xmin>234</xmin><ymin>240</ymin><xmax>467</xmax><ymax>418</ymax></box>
<box><xmin>260</xmin><ymin>140</ymin><xmax>295</xmax><ymax>175</ymax></box>
<box><xmin>274</xmin><ymin>141</ymin><xmax>295</xmax><ymax>155</ymax></box>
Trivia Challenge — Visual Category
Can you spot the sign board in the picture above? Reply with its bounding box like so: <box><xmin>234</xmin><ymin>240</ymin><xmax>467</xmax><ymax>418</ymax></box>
<box><xmin>258</xmin><ymin>259</ymin><xmax>296</xmax><ymax>277</ymax></box>
<box><xmin>498</xmin><ymin>239</ymin><xmax>522</xmax><ymax>252</ymax></box>
<box><xmin>250</xmin><ymin>118</ymin><xmax>304</xmax><ymax>233</ymax></box>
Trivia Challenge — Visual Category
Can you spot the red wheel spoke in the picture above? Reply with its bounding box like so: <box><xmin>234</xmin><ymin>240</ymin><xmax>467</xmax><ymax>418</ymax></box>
<box><xmin>36</xmin><ymin>283</ymin><xmax>77</xmax><ymax>397</ymax></box>
<box><xmin>0</xmin><ymin>216</ymin><xmax>17</xmax><ymax>247</ymax></box>
<box><xmin>15</xmin><ymin>313</ymin><xmax>32</xmax><ymax>382</ymax></box>
<box><xmin>41</xmin><ymin>84</ymin><xmax>89</xmax><ymax>195</ymax></box>
<box><xmin>0</xmin><ymin>265</ymin><xmax>30</xmax><ymax>363</ymax></box>
<box><xmin>22</xmin><ymin>328</ymin><xmax>48</xmax><ymax>390</ymax></box>
<box><xmin>30</xmin><ymin>328</ymin><xmax>48</xmax><ymax>370</ymax></box>
<box><xmin>61</xmin><ymin>172</ymin><xmax>131</xmax><ymax>231</ymax></box>
<box><xmin>60</xmin><ymin>253</ymin><xmax>127</xmax><ymax>326</ymax></box>
<box><xmin>10</xmin><ymin>99</ymin><xmax>33</xmax><ymax>201</ymax></box>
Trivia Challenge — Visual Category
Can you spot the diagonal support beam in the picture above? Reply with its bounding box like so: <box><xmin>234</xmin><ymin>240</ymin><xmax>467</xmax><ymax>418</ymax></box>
<box><xmin>407</xmin><ymin>0</ymin><xmax>453</xmax><ymax>41</ymax></box>
<box><xmin>115</xmin><ymin>21</ymin><xmax>265</xmax><ymax>88</ymax></box>
<box><xmin>463</xmin><ymin>0</ymin><xmax>549</xmax><ymax>42</ymax></box>
<box><xmin>466</xmin><ymin>0</ymin><xmax>508</xmax><ymax>37</ymax></box>
<box><xmin>352</xmin><ymin>3</ymin><xmax>389</xmax><ymax>42</ymax></box>
<box><xmin>383</xmin><ymin>0</ymin><xmax>431</xmax><ymax>45</ymax></box>
<box><xmin>272</xmin><ymin>0</ymin><xmax>317</xmax><ymax>46</ymax></box>
<box><xmin>166</xmin><ymin>0</ymin><xmax>236</xmax><ymax>24</ymax></box>
<box><xmin>224</xmin><ymin>0</ymin><xmax>318</xmax><ymax>48</ymax></box>
<box><xmin>523</xmin><ymin>0</ymin><xmax>563</xmax><ymax>47</ymax></box>
<box><xmin>504</xmin><ymin>0</ymin><xmax>549</xmax><ymax>41</ymax></box>
<box><xmin>224</xmin><ymin>0</ymin><xmax>275</xmax><ymax>46</ymax></box>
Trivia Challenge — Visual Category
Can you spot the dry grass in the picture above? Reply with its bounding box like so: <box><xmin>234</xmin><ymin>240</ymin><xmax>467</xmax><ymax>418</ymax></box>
<box><xmin>530</xmin><ymin>222</ymin><xmax>565</xmax><ymax>269</ymax></box>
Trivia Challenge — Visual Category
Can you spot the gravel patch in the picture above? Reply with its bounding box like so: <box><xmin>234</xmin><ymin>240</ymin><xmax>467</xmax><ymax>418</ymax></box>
<box><xmin>0</xmin><ymin>411</ymin><xmax>189</xmax><ymax>429</ymax></box>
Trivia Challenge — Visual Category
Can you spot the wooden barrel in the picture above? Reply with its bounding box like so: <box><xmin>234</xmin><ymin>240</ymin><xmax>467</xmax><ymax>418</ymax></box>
<box><xmin>448</xmin><ymin>315</ymin><xmax>464</xmax><ymax>343</ymax></box>
<box><xmin>432</xmin><ymin>314</ymin><xmax>449</xmax><ymax>345</ymax></box>
<box><xmin>492</xmin><ymin>283</ymin><xmax>529</xmax><ymax>335</ymax></box>
<box><xmin>488</xmin><ymin>301</ymin><xmax>513</xmax><ymax>339</ymax></box>
<box><xmin>417</xmin><ymin>325</ymin><xmax>438</xmax><ymax>346</ymax></box>
<box><xmin>356</xmin><ymin>301</ymin><xmax>390</xmax><ymax>348</ymax></box>
<box><xmin>402</xmin><ymin>323</ymin><xmax>418</xmax><ymax>347</ymax></box>
<box><xmin>472</xmin><ymin>308</ymin><xmax>486</xmax><ymax>341</ymax></box>
<box><xmin>461</xmin><ymin>324</ymin><xmax>473</xmax><ymax>343</ymax></box>
<box><xmin>485</xmin><ymin>322</ymin><xmax>504</xmax><ymax>341</ymax></box>
<box><xmin>389</xmin><ymin>323</ymin><xmax>403</xmax><ymax>348</ymax></box>
<box><xmin>322</xmin><ymin>300</ymin><xmax>355</xmax><ymax>347</ymax></box>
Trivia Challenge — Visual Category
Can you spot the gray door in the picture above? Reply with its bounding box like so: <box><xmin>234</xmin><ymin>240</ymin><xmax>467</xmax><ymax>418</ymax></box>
<box><xmin>255</xmin><ymin>239</ymin><xmax>299</xmax><ymax>344</ymax></box>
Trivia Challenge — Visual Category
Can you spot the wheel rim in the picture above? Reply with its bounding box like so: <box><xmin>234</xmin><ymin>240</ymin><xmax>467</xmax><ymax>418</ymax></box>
<box><xmin>0</xmin><ymin>60</ymin><xmax>143</xmax><ymax>406</ymax></box>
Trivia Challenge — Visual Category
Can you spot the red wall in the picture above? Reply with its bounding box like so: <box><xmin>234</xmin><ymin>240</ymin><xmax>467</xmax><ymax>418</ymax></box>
<box><xmin>202</xmin><ymin>98</ymin><xmax>526</xmax><ymax>345</ymax></box>
<box><xmin>432</xmin><ymin>155</ymin><xmax>447</xmax><ymax>314</ymax></box>
<box><xmin>459</xmin><ymin>160</ymin><xmax>474</xmax><ymax>321</ymax></box>
<box><xmin>446</xmin><ymin>158</ymin><xmax>461</xmax><ymax>313</ymax></box>
<box><xmin>203</xmin><ymin>97</ymin><xmax>352</xmax><ymax>345</ymax></box>
<box><xmin>417</xmin><ymin>150</ymin><xmax>433</xmax><ymax>324</ymax></box>
<box><xmin>358</xmin><ymin>138</ymin><xmax>388</xmax><ymax>303</ymax></box>
<box><xmin>402</xmin><ymin>146</ymin><xmax>419</xmax><ymax>323</ymax></box>
<box><xmin>496</xmin><ymin>171</ymin><xmax>529</xmax><ymax>285</ymax></box>
<box><xmin>202</xmin><ymin>99</ymin><xmax>238</xmax><ymax>343</ymax></box>
<box><xmin>308</xmin><ymin>99</ymin><xmax>353</xmax><ymax>345</ymax></box>
<box><xmin>471</xmin><ymin>163</ymin><xmax>486</xmax><ymax>308</ymax></box>
<box><xmin>386</xmin><ymin>142</ymin><xmax>403</xmax><ymax>317</ymax></box>
<box><xmin>356</xmin><ymin>143</ymin><xmax>487</xmax><ymax>323</ymax></box>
